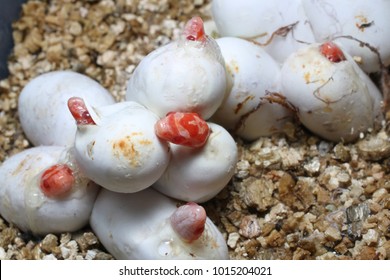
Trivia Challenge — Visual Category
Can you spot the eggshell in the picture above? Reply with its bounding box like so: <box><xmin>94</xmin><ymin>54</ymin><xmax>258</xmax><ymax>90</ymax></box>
<box><xmin>125</xmin><ymin>35</ymin><xmax>227</xmax><ymax>119</ymax></box>
<box><xmin>212</xmin><ymin>0</ymin><xmax>271</xmax><ymax>38</ymax></box>
<box><xmin>153</xmin><ymin>123</ymin><xmax>237</xmax><ymax>203</ymax></box>
<box><xmin>211</xmin><ymin>37</ymin><xmax>292</xmax><ymax>140</ymax></box>
<box><xmin>18</xmin><ymin>71</ymin><xmax>115</xmax><ymax>147</ymax></box>
<box><xmin>280</xmin><ymin>43</ymin><xmax>382</xmax><ymax>142</ymax></box>
<box><xmin>73</xmin><ymin>101</ymin><xmax>171</xmax><ymax>193</ymax></box>
<box><xmin>302</xmin><ymin>0</ymin><xmax>390</xmax><ymax>73</ymax></box>
<box><xmin>90</xmin><ymin>188</ymin><xmax>229</xmax><ymax>260</ymax></box>
<box><xmin>0</xmin><ymin>146</ymin><xmax>99</xmax><ymax>235</ymax></box>
<box><xmin>211</xmin><ymin>0</ymin><xmax>316</xmax><ymax>63</ymax></box>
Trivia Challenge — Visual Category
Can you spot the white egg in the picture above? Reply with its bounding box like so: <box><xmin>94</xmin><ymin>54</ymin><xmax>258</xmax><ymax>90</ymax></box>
<box><xmin>73</xmin><ymin>101</ymin><xmax>171</xmax><ymax>193</ymax></box>
<box><xmin>211</xmin><ymin>0</ymin><xmax>316</xmax><ymax>63</ymax></box>
<box><xmin>212</xmin><ymin>0</ymin><xmax>268</xmax><ymax>38</ymax></box>
<box><xmin>90</xmin><ymin>188</ymin><xmax>229</xmax><ymax>260</ymax></box>
<box><xmin>211</xmin><ymin>37</ymin><xmax>293</xmax><ymax>141</ymax></box>
<box><xmin>0</xmin><ymin>146</ymin><xmax>99</xmax><ymax>235</ymax></box>
<box><xmin>280</xmin><ymin>42</ymin><xmax>383</xmax><ymax>142</ymax></box>
<box><xmin>153</xmin><ymin>123</ymin><xmax>237</xmax><ymax>203</ymax></box>
<box><xmin>18</xmin><ymin>71</ymin><xmax>115</xmax><ymax>147</ymax></box>
<box><xmin>126</xmin><ymin>17</ymin><xmax>227</xmax><ymax>119</ymax></box>
<box><xmin>302</xmin><ymin>0</ymin><xmax>390</xmax><ymax>73</ymax></box>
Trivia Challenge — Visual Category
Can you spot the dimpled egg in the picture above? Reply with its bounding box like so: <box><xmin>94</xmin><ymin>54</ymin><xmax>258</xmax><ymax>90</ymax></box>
<box><xmin>18</xmin><ymin>71</ymin><xmax>115</xmax><ymax>147</ymax></box>
<box><xmin>71</xmin><ymin>100</ymin><xmax>171</xmax><ymax>193</ymax></box>
<box><xmin>0</xmin><ymin>146</ymin><xmax>99</xmax><ymax>235</ymax></box>
<box><xmin>90</xmin><ymin>188</ymin><xmax>229</xmax><ymax>260</ymax></box>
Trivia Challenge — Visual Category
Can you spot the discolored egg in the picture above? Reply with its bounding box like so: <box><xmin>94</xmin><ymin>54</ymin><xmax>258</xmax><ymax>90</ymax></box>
<box><xmin>280</xmin><ymin>42</ymin><xmax>383</xmax><ymax>142</ymax></box>
<box><xmin>211</xmin><ymin>37</ymin><xmax>293</xmax><ymax>141</ymax></box>
<box><xmin>211</xmin><ymin>0</ymin><xmax>316</xmax><ymax>63</ymax></box>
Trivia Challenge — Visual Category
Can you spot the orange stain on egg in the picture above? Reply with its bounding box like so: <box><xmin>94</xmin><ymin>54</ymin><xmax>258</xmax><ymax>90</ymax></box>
<box><xmin>112</xmin><ymin>133</ymin><xmax>152</xmax><ymax>167</ymax></box>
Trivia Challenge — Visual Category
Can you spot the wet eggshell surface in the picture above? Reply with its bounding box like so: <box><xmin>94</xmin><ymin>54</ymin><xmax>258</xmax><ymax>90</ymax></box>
<box><xmin>18</xmin><ymin>71</ymin><xmax>115</xmax><ymax>147</ymax></box>
<box><xmin>0</xmin><ymin>146</ymin><xmax>100</xmax><ymax>235</ymax></box>
<box><xmin>90</xmin><ymin>188</ymin><xmax>229</xmax><ymax>260</ymax></box>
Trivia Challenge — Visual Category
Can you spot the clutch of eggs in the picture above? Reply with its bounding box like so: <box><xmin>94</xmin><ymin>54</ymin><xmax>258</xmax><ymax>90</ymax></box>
<box><xmin>210</xmin><ymin>0</ymin><xmax>387</xmax><ymax>142</ymax></box>
<box><xmin>211</xmin><ymin>0</ymin><xmax>390</xmax><ymax>73</ymax></box>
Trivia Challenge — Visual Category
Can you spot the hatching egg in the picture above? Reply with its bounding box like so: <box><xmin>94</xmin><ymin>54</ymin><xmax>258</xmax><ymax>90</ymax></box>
<box><xmin>280</xmin><ymin>42</ymin><xmax>383</xmax><ymax>142</ymax></box>
<box><xmin>302</xmin><ymin>0</ymin><xmax>390</xmax><ymax>73</ymax></box>
<box><xmin>18</xmin><ymin>71</ymin><xmax>115</xmax><ymax>147</ymax></box>
<box><xmin>90</xmin><ymin>188</ymin><xmax>229</xmax><ymax>260</ymax></box>
<box><xmin>71</xmin><ymin>100</ymin><xmax>170</xmax><ymax>193</ymax></box>
<box><xmin>0</xmin><ymin>146</ymin><xmax>99</xmax><ymax>235</ymax></box>
<box><xmin>126</xmin><ymin>16</ymin><xmax>228</xmax><ymax>119</ymax></box>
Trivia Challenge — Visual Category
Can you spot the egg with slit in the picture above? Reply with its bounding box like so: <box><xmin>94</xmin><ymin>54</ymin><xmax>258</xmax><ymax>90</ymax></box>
<box><xmin>70</xmin><ymin>100</ymin><xmax>171</xmax><ymax>193</ymax></box>
<box><xmin>18</xmin><ymin>70</ymin><xmax>115</xmax><ymax>147</ymax></box>
<box><xmin>90</xmin><ymin>188</ymin><xmax>229</xmax><ymax>259</ymax></box>
<box><xmin>280</xmin><ymin>42</ymin><xmax>383</xmax><ymax>142</ymax></box>
<box><xmin>126</xmin><ymin>16</ymin><xmax>228</xmax><ymax>119</ymax></box>
<box><xmin>0</xmin><ymin>146</ymin><xmax>99</xmax><ymax>235</ymax></box>
<box><xmin>302</xmin><ymin>0</ymin><xmax>390</xmax><ymax>73</ymax></box>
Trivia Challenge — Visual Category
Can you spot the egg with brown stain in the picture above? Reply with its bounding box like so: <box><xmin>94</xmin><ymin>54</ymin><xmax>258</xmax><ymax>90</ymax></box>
<box><xmin>211</xmin><ymin>37</ymin><xmax>293</xmax><ymax>141</ymax></box>
<box><xmin>280</xmin><ymin>42</ymin><xmax>383</xmax><ymax>142</ymax></box>
<box><xmin>71</xmin><ymin>100</ymin><xmax>171</xmax><ymax>193</ymax></box>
